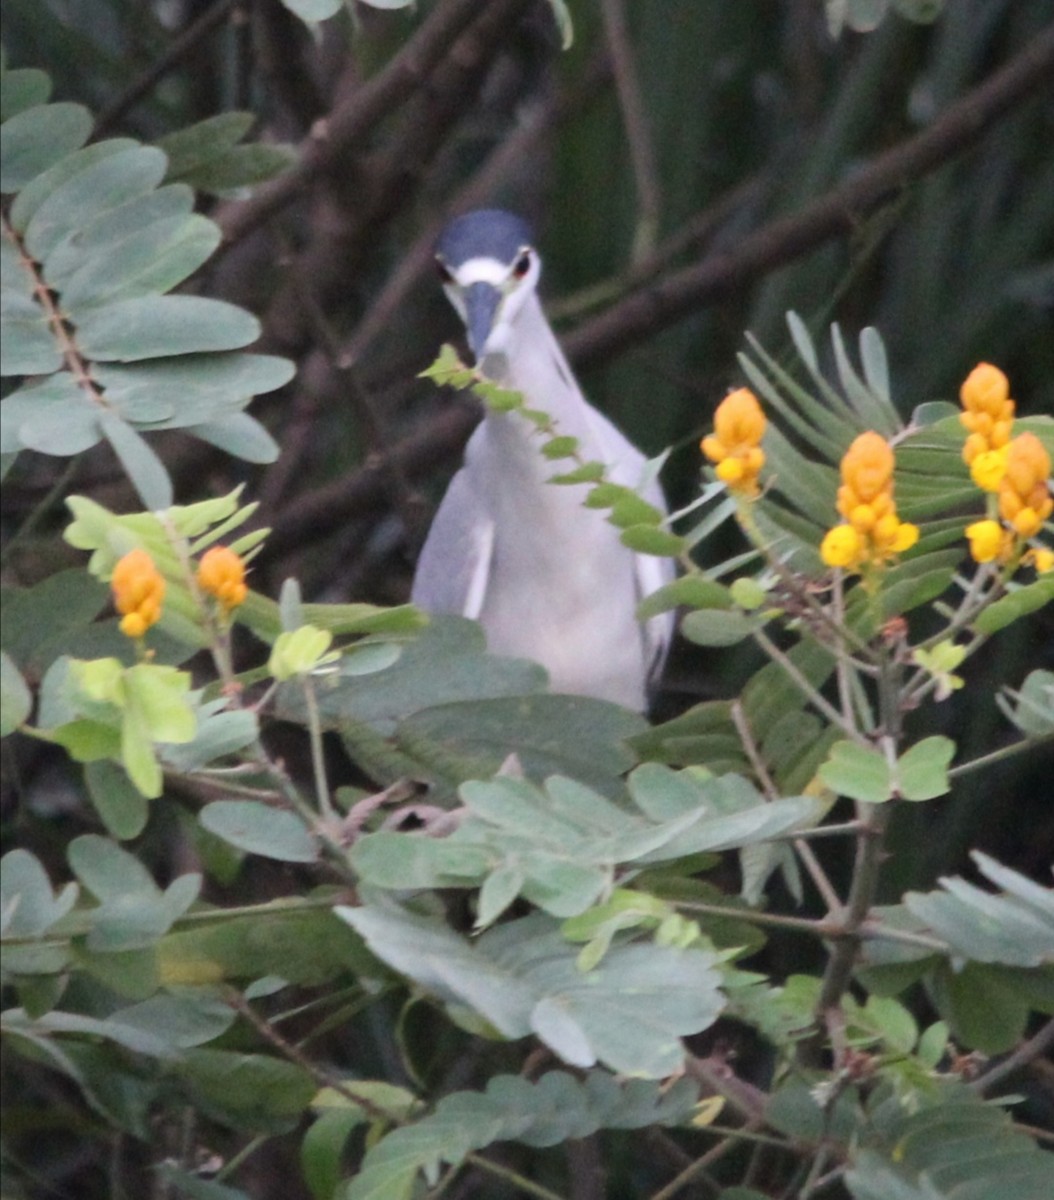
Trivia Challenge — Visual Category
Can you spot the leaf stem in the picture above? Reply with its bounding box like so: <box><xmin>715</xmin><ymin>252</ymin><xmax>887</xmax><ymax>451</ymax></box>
<box><xmin>730</xmin><ymin>700</ymin><xmax>842</xmax><ymax>914</ymax></box>
<box><xmin>948</xmin><ymin>730</ymin><xmax>1054</xmax><ymax>780</ymax></box>
<box><xmin>752</xmin><ymin>627</ymin><xmax>867</xmax><ymax>745</ymax></box>
<box><xmin>301</xmin><ymin>675</ymin><xmax>335</xmax><ymax>823</ymax></box>
<box><xmin>971</xmin><ymin>1017</ymin><xmax>1054</xmax><ymax>1095</ymax></box>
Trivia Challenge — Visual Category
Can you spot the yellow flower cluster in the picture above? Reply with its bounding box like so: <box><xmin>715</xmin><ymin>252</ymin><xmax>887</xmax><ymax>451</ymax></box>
<box><xmin>959</xmin><ymin>362</ymin><xmax>1014</xmax><ymax>470</ymax></box>
<box><xmin>197</xmin><ymin>545</ymin><xmax>249</xmax><ymax>612</ymax></box>
<box><xmin>112</xmin><ymin>549</ymin><xmax>166</xmax><ymax>639</ymax></box>
<box><xmin>701</xmin><ymin>388</ymin><xmax>766</xmax><ymax>496</ymax></box>
<box><xmin>999</xmin><ymin>432</ymin><xmax>1052</xmax><ymax>538</ymax></box>
<box><xmin>958</xmin><ymin>364</ymin><xmax>1052</xmax><ymax>565</ymax></box>
<box><xmin>820</xmin><ymin>432</ymin><xmax>919</xmax><ymax>571</ymax></box>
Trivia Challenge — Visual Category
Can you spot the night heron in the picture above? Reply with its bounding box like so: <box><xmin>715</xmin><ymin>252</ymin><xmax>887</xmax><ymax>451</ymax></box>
<box><xmin>412</xmin><ymin>209</ymin><xmax>674</xmax><ymax>711</ymax></box>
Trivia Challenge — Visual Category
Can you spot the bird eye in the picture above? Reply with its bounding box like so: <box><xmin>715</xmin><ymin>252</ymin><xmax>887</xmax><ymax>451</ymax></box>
<box><xmin>512</xmin><ymin>250</ymin><xmax>532</xmax><ymax>279</ymax></box>
<box><xmin>436</xmin><ymin>258</ymin><xmax>454</xmax><ymax>284</ymax></box>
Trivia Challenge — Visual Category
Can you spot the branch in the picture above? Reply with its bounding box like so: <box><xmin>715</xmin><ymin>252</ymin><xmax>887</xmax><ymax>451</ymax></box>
<box><xmin>564</xmin><ymin>24</ymin><xmax>1054</xmax><ymax>369</ymax></box>
<box><xmin>601</xmin><ymin>0</ymin><xmax>661</xmax><ymax>260</ymax></box>
<box><xmin>93</xmin><ymin>0</ymin><xmax>237</xmax><ymax>136</ymax></box>
<box><xmin>215</xmin><ymin>0</ymin><xmax>505</xmax><ymax>249</ymax></box>
<box><xmin>971</xmin><ymin>1017</ymin><xmax>1054</xmax><ymax>1096</ymax></box>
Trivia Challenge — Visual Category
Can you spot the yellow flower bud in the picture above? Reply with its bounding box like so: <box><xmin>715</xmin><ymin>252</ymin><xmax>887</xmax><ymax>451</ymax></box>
<box><xmin>703</xmin><ymin>389</ymin><xmax>766</xmax><ymax>496</ymax></box>
<box><xmin>998</xmin><ymin>432</ymin><xmax>1052</xmax><ymax>535</ymax></box>
<box><xmin>849</xmin><ymin>504</ymin><xmax>876</xmax><ymax>532</ymax></box>
<box><xmin>820</xmin><ymin>524</ymin><xmax>861</xmax><ymax>569</ymax></box>
<box><xmin>965</xmin><ymin>519</ymin><xmax>1003</xmax><ymax>564</ymax></box>
<box><xmin>840</xmin><ymin>432</ymin><xmax>893</xmax><ymax>504</ymax></box>
<box><xmin>197</xmin><ymin>545</ymin><xmax>249</xmax><ymax>612</ymax></box>
<box><xmin>890</xmin><ymin>522</ymin><xmax>919</xmax><ymax>554</ymax></box>
<box><xmin>713</xmin><ymin>388</ymin><xmax>766</xmax><ymax>450</ymax></box>
<box><xmin>700</xmin><ymin>434</ymin><xmax>726</xmax><ymax>463</ymax></box>
<box><xmin>1029</xmin><ymin>547</ymin><xmax>1054</xmax><ymax>574</ymax></box>
<box><xmin>969</xmin><ymin>447</ymin><xmax>1009</xmax><ymax>493</ymax></box>
<box><xmin>1011</xmin><ymin>508</ymin><xmax>1042</xmax><ymax>538</ymax></box>
<box><xmin>111</xmin><ymin>548</ymin><xmax>166</xmax><ymax>639</ymax></box>
<box><xmin>960</xmin><ymin>363</ymin><xmax>1011</xmax><ymax>418</ymax></box>
<box><xmin>716</xmin><ymin>458</ymin><xmax>745</xmax><ymax>484</ymax></box>
<box><xmin>120</xmin><ymin>612</ymin><xmax>148</xmax><ymax>639</ymax></box>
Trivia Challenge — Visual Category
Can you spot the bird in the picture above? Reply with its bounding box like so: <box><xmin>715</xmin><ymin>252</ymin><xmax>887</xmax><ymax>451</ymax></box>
<box><xmin>411</xmin><ymin>209</ymin><xmax>674</xmax><ymax>711</ymax></box>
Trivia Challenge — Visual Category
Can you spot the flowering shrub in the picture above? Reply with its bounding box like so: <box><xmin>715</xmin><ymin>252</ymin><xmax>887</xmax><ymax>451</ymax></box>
<box><xmin>4</xmin><ymin>319</ymin><xmax>1052</xmax><ymax>1200</ymax></box>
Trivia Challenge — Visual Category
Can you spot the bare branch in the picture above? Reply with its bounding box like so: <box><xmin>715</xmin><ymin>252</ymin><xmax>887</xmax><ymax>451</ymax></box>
<box><xmin>215</xmin><ymin>0</ymin><xmax>516</xmax><ymax>249</ymax></box>
<box><xmin>564</xmin><ymin>24</ymin><xmax>1054</xmax><ymax>369</ymax></box>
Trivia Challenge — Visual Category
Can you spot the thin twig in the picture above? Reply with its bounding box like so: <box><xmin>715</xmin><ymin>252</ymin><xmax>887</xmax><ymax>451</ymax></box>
<box><xmin>93</xmin><ymin>0</ymin><xmax>237</xmax><ymax>136</ymax></box>
<box><xmin>948</xmin><ymin>730</ymin><xmax>1054</xmax><ymax>780</ymax></box>
<box><xmin>216</xmin><ymin>0</ymin><xmax>519</xmax><ymax>248</ymax></box>
<box><xmin>730</xmin><ymin>700</ymin><xmax>843</xmax><ymax>914</ymax></box>
<box><xmin>601</xmin><ymin>0</ymin><xmax>661</xmax><ymax>260</ymax></box>
<box><xmin>751</xmin><ymin>627</ymin><xmax>868</xmax><ymax>745</ymax></box>
<box><xmin>565</xmin><ymin>25</ymin><xmax>1054</xmax><ymax>368</ymax></box>
<box><xmin>971</xmin><ymin>1017</ymin><xmax>1054</xmax><ymax>1095</ymax></box>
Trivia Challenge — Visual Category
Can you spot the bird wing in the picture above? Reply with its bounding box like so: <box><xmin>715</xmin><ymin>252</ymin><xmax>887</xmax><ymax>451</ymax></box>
<box><xmin>411</xmin><ymin>467</ymin><xmax>495</xmax><ymax>620</ymax></box>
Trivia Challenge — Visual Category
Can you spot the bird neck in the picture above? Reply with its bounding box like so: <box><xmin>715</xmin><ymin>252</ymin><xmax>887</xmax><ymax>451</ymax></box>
<box><xmin>482</xmin><ymin>292</ymin><xmax>593</xmax><ymax>442</ymax></box>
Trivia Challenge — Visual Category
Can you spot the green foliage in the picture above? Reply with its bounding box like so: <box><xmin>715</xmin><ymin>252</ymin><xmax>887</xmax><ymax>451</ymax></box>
<box><xmin>3</xmin><ymin>12</ymin><xmax>1052</xmax><ymax>1200</ymax></box>
<box><xmin>342</xmin><ymin>1071</ymin><xmax>699</xmax><ymax>1200</ymax></box>
<box><xmin>1</xmin><ymin>69</ymin><xmax>291</xmax><ymax>505</ymax></box>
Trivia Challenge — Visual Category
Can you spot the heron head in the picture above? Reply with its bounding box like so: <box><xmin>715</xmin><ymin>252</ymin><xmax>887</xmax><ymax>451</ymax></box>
<box><xmin>435</xmin><ymin>209</ymin><xmax>541</xmax><ymax>368</ymax></box>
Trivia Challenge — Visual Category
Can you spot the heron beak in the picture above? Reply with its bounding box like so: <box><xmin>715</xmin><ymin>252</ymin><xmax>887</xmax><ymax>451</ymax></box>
<box><xmin>463</xmin><ymin>282</ymin><xmax>502</xmax><ymax>363</ymax></box>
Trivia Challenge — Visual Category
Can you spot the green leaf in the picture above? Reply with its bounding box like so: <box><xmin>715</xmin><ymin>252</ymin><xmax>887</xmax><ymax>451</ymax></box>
<box><xmin>186</xmin><ymin>413</ymin><xmax>279</xmax><ymax>464</ymax></box>
<box><xmin>636</xmin><ymin>575</ymin><xmax>733</xmax><ymax>618</ymax></box>
<box><xmin>4</xmin><ymin>377</ymin><xmax>102</xmax><ymax>456</ymax></box>
<box><xmin>337</xmin><ymin>907</ymin><xmax>724</xmax><ymax>1078</ymax></box>
<box><xmin>999</xmin><ymin>669</ymin><xmax>1054</xmax><ymax>736</ymax></box>
<box><xmin>974</xmin><ymin>575</ymin><xmax>1054</xmax><ymax>635</ymax></box>
<box><xmin>347</xmin><ymin>1071</ymin><xmax>697</xmax><ymax>1200</ymax></box>
<box><xmin>619</xmin><ymin>525</ymin><xmax>686</xmax><ymax>556</ymax></box>
<box><xmin>0</xmin><ymin>649</ymin><xmax>31</xmax><ymax>735</ymax></box>
<box><xmin>392</xmin><ymin>693</ymin><xmax>644</xmax><ymax>796</ymax></box>
<box><xmin>0</xmin><ymin>68</ymin><xmax>52</xmax><ymax>121</ymax></box>
<box><xmin>896</xmin><ymin>736</ymin><xmax>955</xmax><ymax>801</ymax></box>
<box><xmin>25</xmin><ymin>145</ymin><xmax>168</xmax><ymax>260</ymax></box>
<box><xmin>99</xmin><ymin>411</ymin><xmax>173</xmax><ymax>509</ymax></box>
<box><xmin>114</xmin><ymin>988</ymin><xmax>236</xmax><ymax>1049</ymax></box>
<box><xmin>681</xmin><ymin>609</ymin><xmax>756</xmax><ymax>647</ymax></box>
<box><xmin>84</xmin><ymin>758</ymin><xmax>150</xmax><ymax>840</ymax></box>
<box><xmin>176</xmin><ymin>1048</ymin><xmax>315</xmax><ymax>1132</ymax></box>
<box><xmin>169</xmin><ymin>143</ymin><xmax>296</xmax><ymax>195</ymax></box>
<box><xmin>160</xmin><ymin>704</ymin><xmax>258</xmax><ymax>773</ymax></box>
<box><xmin>548</xmin><ymin>460</ymin><xmax>608</xmax><ymax>484</ymax></box>
<box><xmin>61</xmin><ymin>211</ymin><xmax>220</xmax><ymax>308</ymax></box>
<box><xmin>0</xmin><ymin>302</ymin><xmax>62</xmax><ymax>375</ymax></box>
<box><xmin>199</xmin><ymin>801</ymin><xmax>318</xmax><ymax>863</ymax></box>
<box><xmin>75</xmin><ymin>296</ymin><xmax>260</xmax><ymax>361</ymax></box>
<box><xmin>94</xmin><ymin>353</ymin><xmax>295</xmax><ymax>424</ymax></box>
<box><xmin>818</xmin><ymin>740</ymin><xmax>892</xmax><ymax>803</ymax></box>
<box><xmin>155</xmin><ymin>111</ymin><xmax>254</xmax><ymax>177</ymax></box>
<box><xmin>124</xmin><ymin>663</ymin><xmax>197</xmax><ymax>743</ymax></box>
<box><xmin>0</xmin><ymin>848</ymin><xmax>78</xmax><ymax>938</ymax></box>
<box><xmin>67</xmin><ymin>834</ymin><xmax>200</xmax><ymax>951</ymax></box>
<box><xmin>606</xmin><ymin>491</ymin><xmax>665</xmax><ymax>528</ymax></box>
<box><xmin>0</xmin><ymin>101</ymin><xmax>92</xmax><ymax>191</ymax></box>
<box><xmin>302</xmin><ymin>1108</ymin><xmax>372</xmax><ymax>1200</ymax></box>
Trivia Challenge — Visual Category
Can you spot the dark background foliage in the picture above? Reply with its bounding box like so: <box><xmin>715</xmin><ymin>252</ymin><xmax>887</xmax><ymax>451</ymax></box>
<box><xmin>2</xmin><ymin>2</ymin><xmax>1053</xmax><ymax>1197</ymax></box>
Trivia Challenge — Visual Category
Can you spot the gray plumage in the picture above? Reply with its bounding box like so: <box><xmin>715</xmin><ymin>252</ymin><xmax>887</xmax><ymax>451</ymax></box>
<box><xmin>413</xmin><ymin>209</ymin><xmax>674</xmax><ymax>710</ymax></box>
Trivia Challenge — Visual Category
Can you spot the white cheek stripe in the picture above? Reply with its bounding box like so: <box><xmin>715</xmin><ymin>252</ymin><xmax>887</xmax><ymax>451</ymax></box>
<box><xmin>452</xmin><ymin>257</ymin><xmax>510</xmax><ymax>287</ymax></box>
